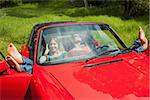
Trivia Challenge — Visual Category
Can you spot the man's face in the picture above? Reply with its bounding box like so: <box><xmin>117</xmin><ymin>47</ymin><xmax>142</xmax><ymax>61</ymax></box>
<box><xmin>74</xmin><ymin>34</ymin><xmax>82</xmax><ymax>43</ymax></box>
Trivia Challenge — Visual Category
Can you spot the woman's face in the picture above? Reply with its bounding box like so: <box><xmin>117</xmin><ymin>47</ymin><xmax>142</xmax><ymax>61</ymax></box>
<box><xmin>49</xmin><ymin>39</ymin><xmax>59</xmax><ymax>53</ymax></box>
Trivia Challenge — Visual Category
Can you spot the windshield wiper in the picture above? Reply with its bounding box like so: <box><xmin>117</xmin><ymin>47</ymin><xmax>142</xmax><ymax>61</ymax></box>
<box><xmin>86</xmin><ymin>49</ymin><xmax>119</xmax><ymax>62</ymax></box>
<box><xmin>114</xmin><ymin>48</ymin><xmax>132</xmax><ymax>56</ymax></box>
<box><xmin>98</xmin><ymin>49</ymin><xmax>119</xmax><ymax>56</ymax></box>
<box><xmin>85</xmin><ymin>59</ymin><xmax>123</xmax><ymax>68</ymax></box>
<box><xmin>85</xmin><ymin>55</ymin><xmax>98</xmax><ymax>62</ymax></box>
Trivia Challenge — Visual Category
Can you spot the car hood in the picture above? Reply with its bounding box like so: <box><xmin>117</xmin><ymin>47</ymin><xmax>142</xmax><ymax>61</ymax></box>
<box><xmin>43</xmin><ymin>52</ymin><xmax>149</xmax><ymax>100</ymax></box>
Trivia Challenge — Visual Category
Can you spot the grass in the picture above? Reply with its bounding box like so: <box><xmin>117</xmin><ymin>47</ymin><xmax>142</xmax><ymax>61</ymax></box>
<box><xmin>0</xmin><ymin>1</ymin><xmax>149</xmax><ymax>57</ymax></box>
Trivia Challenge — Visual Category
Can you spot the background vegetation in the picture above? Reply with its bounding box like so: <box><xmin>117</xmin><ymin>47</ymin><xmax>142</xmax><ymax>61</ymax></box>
<box><xmin>0</xmin><ymin>0</ymin><xmax>149</xmax><ymax>56</ymax></box>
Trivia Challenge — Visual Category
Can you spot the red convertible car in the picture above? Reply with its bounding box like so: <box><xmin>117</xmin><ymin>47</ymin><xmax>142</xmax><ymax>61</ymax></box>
<box><xmin>0</xmin><ymin>21</ymin><xmax>149</xmax><ymax>100</ymax></box>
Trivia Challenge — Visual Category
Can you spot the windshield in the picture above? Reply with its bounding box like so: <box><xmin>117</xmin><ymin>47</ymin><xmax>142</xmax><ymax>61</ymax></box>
<box><xmin>37</xmin><ymin>24</ymin><xmax>123</xmax><ymax>65</ymax></box>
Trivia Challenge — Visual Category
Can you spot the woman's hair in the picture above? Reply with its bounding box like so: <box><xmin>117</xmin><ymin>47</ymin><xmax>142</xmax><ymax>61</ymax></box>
<box><xmin>49</xmin><ymin>37</ymin><xmax>59</xmax><ymax>43</ymax></box>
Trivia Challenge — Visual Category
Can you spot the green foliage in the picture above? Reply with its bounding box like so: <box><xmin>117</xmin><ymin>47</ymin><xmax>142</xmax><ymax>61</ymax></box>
<box><xmin>122</xmin><ymin>0</ymin><xmax>149</xmax><ymax>18</ymax></box>
<box><xmin>0</xmin><ymin>1</ymin><xmax>148</xmax><ymax>55</ymax></box>
<box><xmin>0</xmin><ymin>0</ymin><xmax>22</xmax><ymax>8</ymax></box>
<box><xmin>70</xmin><ymin>0</ymin><xmax>149</xmax><ymax>18</ymax></box>
<box><xmin>132</xmin><ymin>0</ymin><xmax>149</xmax><ymax>16</ymax></box>
<box><xmin>22</xmin><ymin>0</ymin><xmax>50</xmax><ymax>3</ymax></box>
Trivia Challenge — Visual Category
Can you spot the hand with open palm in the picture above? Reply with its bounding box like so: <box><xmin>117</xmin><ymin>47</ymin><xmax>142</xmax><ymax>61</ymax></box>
<box><xmin>44</xmin><ymin>44</ymin><xmax>50</xmax><ymax>55</ymax></box>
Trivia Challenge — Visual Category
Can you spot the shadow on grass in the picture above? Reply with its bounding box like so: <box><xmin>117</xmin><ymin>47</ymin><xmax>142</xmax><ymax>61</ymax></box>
<box><xmin>5</xmin><ymin>8</ymin><xmax>38</xmax><ymax>18</ymax></box>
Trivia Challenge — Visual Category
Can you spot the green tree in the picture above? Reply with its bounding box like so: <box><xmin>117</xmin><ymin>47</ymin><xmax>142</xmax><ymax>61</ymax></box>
<box><xmin>0</xmin><ymin>0</ymin><xmax>22</xmax><ymax>8</ymax></box>
<box><xmin>123</xmin><ymin>0</ymin><xmax>149</xmax><ymax>18</ymax></box>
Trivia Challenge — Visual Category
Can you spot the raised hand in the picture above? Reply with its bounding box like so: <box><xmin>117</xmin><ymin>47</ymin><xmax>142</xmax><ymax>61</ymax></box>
<box><xmin>138</xmin><ymin>26</ymin><xmax>148</xmax><ymax>49</ymax></box>
<box><xmin>44</xmin><ymin>44</ymin><xmax>50</xmax><ymax>55</ymax></box>
<box><xmin>139</xmin><ymin>26</ymin><xmax>145</xmax><ymax>40</ymax></box>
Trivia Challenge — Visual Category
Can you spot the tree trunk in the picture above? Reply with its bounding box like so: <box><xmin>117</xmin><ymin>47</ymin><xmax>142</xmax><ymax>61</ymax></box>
<box><xmin>83</xmin><ymin>0</ymin><xmax>88</xmax><ymax>8</ymax></box>
<box><xmin>123</xmin><ymin>0</ymin><xmax>132</xmax><ymax>18</ymax></box>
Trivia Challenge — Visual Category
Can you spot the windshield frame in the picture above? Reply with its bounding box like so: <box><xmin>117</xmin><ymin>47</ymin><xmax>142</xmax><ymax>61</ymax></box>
<box><xmin>36</xmin><ymin>23</ymin><xmax>127</xmax><ymax>65</ymax></box>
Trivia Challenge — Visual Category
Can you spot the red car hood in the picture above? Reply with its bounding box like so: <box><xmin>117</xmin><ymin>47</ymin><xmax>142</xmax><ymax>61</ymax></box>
<box><xmin>42</xmin><ymin>52</ymin><xmax>149</xmax><ymax>100</ymax></box>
